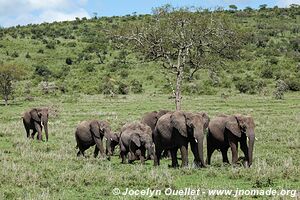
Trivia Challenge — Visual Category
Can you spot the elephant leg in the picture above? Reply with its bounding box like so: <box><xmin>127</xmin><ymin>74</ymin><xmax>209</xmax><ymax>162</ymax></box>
<box><xmin>229</xmin><ymin>138</ymin><xmax>239</xmax><ymax>165</ymax></box>
<box><xmin>206</xmin><ymin>145</ymin><xmax>215</xmax><ymax>165</ymax></box>
<box><xmin>170</xmin><ymin>148</ymin><xmax>179</xmax><ymax>168</ymax></box>
<box><xmin>140</xmin><ymin>148</ymin><xmax>146</xmax><ymax>164</ymax></box>
<box><xmin>93</xmin><ymin>137</ymin><xmax>105</xmax><ymax>158</ymax></box>
<box><xmin>34</xmin><ymin>122</ymin><xmax>43</xmax><ymax>141</ymax></box>
<box><xmin>31</xmin><ymin>130</ymin><xmax>37</xmax><ymax>139</ymax></box>
<box><xmin>180</xmin><ymin>145</ymin><xmax>188</xmax><ymax>167</ymax></box>
<box><xmin>25</xmin><ymin>127</ymin><xmax>30</xmax><ymax>138</ymax></box>
<box><xmin>94</xmin><ymin>146</ymin><xmax>100</xmax><ymax>158</ymax></box>
<box><xmin>154</xmin><ymin>146</ymin><xmax>163</xmax><ymax>166</ymax></box>
<box><xmin>77</xmin><ymin>145</ymin><xmax>86</xmax><ymax>157</ymax></box>
<box><xmin>221</xmin><ymin>147</ymin><xmax>230</xmax><ymax>163</ymax></box>
<box><xmin>121</xmin><ymin>151</ymin><xmax>127</xmax><ymax>164</ymax></box>
<box><xmin>190</xmin><ymin>141</ymin><xmax>201</xmax><ymax>167</ymax></box>
<box><xmin>128</xmin><ymin>151</ymin><xmax>136</xmax><ymax>164</ymax></box>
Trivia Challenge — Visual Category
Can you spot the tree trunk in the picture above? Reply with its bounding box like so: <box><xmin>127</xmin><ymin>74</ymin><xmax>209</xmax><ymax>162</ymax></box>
<box><xmin>4</xmin><ymin>95</ymin><xmax>8</xmax><ymax>106</ymax></box>
<box><xmin>175</xmin><ymin>66</ymin><xmax>183</xmax><ymax>111</ymax></box>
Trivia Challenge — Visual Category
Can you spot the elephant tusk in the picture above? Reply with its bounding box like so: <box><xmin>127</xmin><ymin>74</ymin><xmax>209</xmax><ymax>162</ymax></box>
<box><xmin>195</xmin><ymin>138</ymin><xmax>198</xmax><ymax>143</ymax></box>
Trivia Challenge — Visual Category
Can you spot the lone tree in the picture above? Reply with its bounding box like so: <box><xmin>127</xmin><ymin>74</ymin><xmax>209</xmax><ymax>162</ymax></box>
<box><xmin>0</xmin><ymin>64</ymin><xmax>25</xmax><ymax>105</ymax></box>
<box><xmin>115</xmin><ymin>6</ymin><xmax>240</xmax><ymax>110</ymax></box>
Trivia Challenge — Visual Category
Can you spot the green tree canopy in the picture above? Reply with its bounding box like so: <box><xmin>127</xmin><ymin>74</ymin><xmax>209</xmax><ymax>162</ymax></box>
<box><xmin>0</xmin><ymin>64</ymin><xmax>26</xmax><ymax>105</ymax></box>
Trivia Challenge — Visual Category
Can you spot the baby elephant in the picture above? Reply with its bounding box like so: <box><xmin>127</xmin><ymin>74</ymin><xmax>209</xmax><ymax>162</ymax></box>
<box><xmin>106</xmin><ymin>132</ymin><xmax>120</xmax><ymax>156</ymax></box>
<box><xmin>75</xmin><ymin>120</ymin><xmax>117</xmax><ymax>160</ymax></box>
<box><xmin>120</xmin><ymin>122</ymin><xmax>154</xmax><ymax>164</ymax></box>
<box><xmin>22</xmin><ymin>108</ymin><xmax>49</xmax><ymax>141</ymax></box>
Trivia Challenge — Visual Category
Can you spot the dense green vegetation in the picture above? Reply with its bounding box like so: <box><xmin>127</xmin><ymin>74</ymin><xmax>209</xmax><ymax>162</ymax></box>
<box><xmin>0</xmin><ymin>6</ymin><xmax>299</xmax><ymax>104</ymax></box>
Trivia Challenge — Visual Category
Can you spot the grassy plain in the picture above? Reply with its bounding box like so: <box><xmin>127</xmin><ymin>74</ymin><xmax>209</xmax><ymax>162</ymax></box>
<box><xmin>0</xmin><ymin>93</ymin><xmax>299</xmax><ymax>199</ymax></box>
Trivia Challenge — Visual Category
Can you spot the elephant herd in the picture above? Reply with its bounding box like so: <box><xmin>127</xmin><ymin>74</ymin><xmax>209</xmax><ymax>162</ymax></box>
<box><xmin>22</xmin><ymin>108</ymin><xmax>256</xmax><ymax>168</ymax></box>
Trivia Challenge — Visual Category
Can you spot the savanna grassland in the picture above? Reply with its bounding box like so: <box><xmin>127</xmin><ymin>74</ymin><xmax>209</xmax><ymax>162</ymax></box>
<box><xmin>0</xmin><ymin>4</ymin><xmax>300</xmax><ymax>200</ymax></box>
<box><xmin>0</xmin><ymin>93</ymin><xmax>299</xmax><ymax>199</ymax></box>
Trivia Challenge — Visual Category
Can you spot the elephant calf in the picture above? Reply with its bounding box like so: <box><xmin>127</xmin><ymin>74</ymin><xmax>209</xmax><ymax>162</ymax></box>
<box><xmin>75</xmin><ymin>120</ymin><xmax>117</xmax><ymax>160</ymax></box>
<box><xmin>22</xmin><ymin>108</ymin><xmax>49</xmax><ymax>141</ymax></box>
<box><xmin>119</xmin><ymin>122</ymin><xmax>154</xmax><ymax>164</ymax></box>
<box><xmin>207</xmin><ymin>114</ymin><xmax>255</xmax><ymax>167</ymax></box>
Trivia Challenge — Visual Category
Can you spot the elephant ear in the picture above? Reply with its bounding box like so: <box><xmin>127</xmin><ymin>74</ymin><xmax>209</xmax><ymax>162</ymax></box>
<box><xmin>225</xmin><ymin>116</ymin><xmax>241</xmax><ymax>137</ymax></box>
<box><xmin>131</xmin><ymin>133</ymin><xmax>141</xmax><ymax>147</ymax></box>
<box><xmin>90</xmin><ymin>121</ymin><xmax>102</xmax><ymax>139</ymax></box>
<box><xmin>30</xmin><ymin>109</ymin><xmax>41</xmax><ymax>122</ymax></box>
<box><xmin>171</xmin><ymin>111</ymin><xmax>188</xmax><ymax>137</ymax></box>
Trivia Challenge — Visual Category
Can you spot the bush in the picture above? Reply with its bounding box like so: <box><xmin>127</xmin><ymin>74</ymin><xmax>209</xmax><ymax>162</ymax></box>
<box><xmin>286</xmin><ymin>77</ymin><xmax>300</xmax><ymax>91</ymax></box>
<box><xmin>130</xmin><ymin>79</ymin><xmax>144</xmax><ymax>93</ymax></box>
<box><xmin>11</xmin><ymin>51</ymin><xmax>19</xmax><ymax>58</ymax></box>
<box><xmin>234</xmin><ymin>76</ymin><xmax>257</xmax><ymax>94</ymax></box>
<box><xmin>119</xmin><ymin>70</ymin><xmax>129</xmax><ymax>79</ymax></box>
<box><xmin>66</xmin><ymin>58</ymin><xmax>73</xmax><ymax>65</ymax></box>
<box><xmin>274</xmin><ymin>80</ymin><xmax>288</xmax><ymax>99</ymax></box>
<box><xmin>37</xmin><ymin>49</ymin><xmax>44</xmax><ymax>54</ymax></box>
<box><xmin>34</xmin><ymin>65</ymin><xmax>52</xmax><ymax>78</ymax></box>
<box><xmin>183</xmin><ymin>81</ymin><xmax>217</xmax><ymax>95</ymax></box>
<box><xmin>260</xmin><ymin>66</ymin><xmax>273</xmax><ymax>78</ymax></box>
<box><xmin>25</xmin><ymin>52</ymin><xmax>31</xmax><ymax>59</ymax></box>
<box><xmin>85</xmin><ymin>65</ymin><xmax>95</xmax><ymax>73</ymax></box>
<box><xmin>46</xmin><ymin>41</ymin><xmax>55</xmax><ymax>49</ymax></box>
<box><xmin>118</xmin><ymin>82</ymin><xmax>129</xmax><ymax>95</ymax></box>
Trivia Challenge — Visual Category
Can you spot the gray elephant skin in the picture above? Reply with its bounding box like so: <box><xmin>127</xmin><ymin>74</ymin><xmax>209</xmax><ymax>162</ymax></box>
<box><xmin>75</xmin><ymin>120</ymin><xmax>117</xmax><ymax>159</ymax></box>
<box><xmin>154</xmin><ymin>111</ymin><xmax>210</xmax><ymax>168</ymax></box>
<box><xmin>207</xmin><ymin>114</ymin><xmax>255</xmax><ymax>167</ymax></box>
<box><xmin>22</xmin><ymin>108</ymin><xmax>49</xmax><ymax>141</ymax></box>
<box><xmin>119</xmin><ymin>122</ymin><xmax>154</xmax><ymax>164</ymax></box>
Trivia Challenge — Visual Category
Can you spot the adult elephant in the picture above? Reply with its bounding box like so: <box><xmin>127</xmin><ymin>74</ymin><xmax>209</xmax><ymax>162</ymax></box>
<box><xmin>154</xmin><ymin>111</ymin><xmax>210</xmax><ymax>168</ymax></box>
<box><xmin>119</xmin><ymin>122</ymin><xmax>154</xmax><ymax>164</ymax></box>
<box><xmin>141</xmin><ymin>110</ymin><xmax>169</xmax><ymax>133</ymax></box>
<box><xmin>22</xmin><ymin>108</ymin><xmax>49</xmax><ymax>141</ymax></box>
<box><xmin>75</xmin><ymin>120</ymin><xmax>116</xmax><ymax>160</ymax></box>
<box><xmin>141</xmin><ymin>110</ymin><xmax>170</xmax><ymax>158</ymax></box>
<box><xmin>207</xmin><ymin>114</ymin><xmax>255</xmax><ymax>167</ymax></box>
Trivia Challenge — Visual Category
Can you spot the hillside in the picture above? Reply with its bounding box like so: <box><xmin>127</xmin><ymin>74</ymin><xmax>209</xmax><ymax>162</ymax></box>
<box><xmin>0</xmin><ymin>6</ymin><xmax>299</xmax><ymax>100</ymax></box>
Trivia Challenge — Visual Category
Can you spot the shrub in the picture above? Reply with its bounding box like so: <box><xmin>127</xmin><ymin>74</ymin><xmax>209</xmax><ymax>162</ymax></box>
<box><xmin>34</xmin><ymin>65</ymin><xmax>52</xmax><ymax>78</ymax></box>
<box><xmin>85</xmin><ymin>65</ymin><xmax>95</xmax><ymax>73</ymax></box>
<box><xmin>118</xmin><ymin>82</ymin><xmax>129</xmax><ymax>94</ymax></box>
<box><xmin>286</xmin><ymin>77</ymin><xmax>300</xmax><ymax>91</ymax></box>
<box><xmin>274</xmin><ymin>79</ymin><xmax>288</xmax><ymax>99</ymax></box>
<box><xmin>66</xmin><ymin>58</ymin><xmax>73</xmax><ymax>65</ymax></box>
<box><xmin>182</xmin><ymin>81</ymin><xmax>217</xmax><ymax>95</ymax></box>
<box><xmin>260</xmin><ymin>66</ymin><xmax>273</xmax><ymax>78</ymax></box>
<box><xmin>11</xmin><ymin>51</ymin><xmax>19</xmax><ymax>58</ymax></box>
<box><xmin>119</xmin><ymin>70</ymin><xmax>129</xmax><ymax>79</ymax></box>
<box><xmin>37</xmin><ymin>49</ymin><xmax>44</xmax><ymax>54</ymax></box>
<box><xmin>130</xmin><ymin>79</ymin><xmax>144</xmax><ymax>93</ymax></box>
<box><xmin>234</xmin><ymin>76</ymin><xmax>257</xmax><ymax>94</ymax></box>
<box><xmin>25</xmin><ymin>52</ymin><xmax>31</xmax><ymax>59</ymax></box>
<box><xmin>46</xmin><ymin>41</ymin><xmax>55</xmax><ymax>49</ymax></box>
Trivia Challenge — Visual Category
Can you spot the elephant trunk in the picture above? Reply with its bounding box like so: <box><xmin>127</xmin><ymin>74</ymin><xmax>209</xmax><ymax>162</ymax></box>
<box><xmin>247</xmin><ymin>130</ymin><xmax>255</xmax><ymax>167</ymax></box>
<box><xmin>41</xmin><ymin>117</ymin><xmax>48</xmax><ymax>141</ymax></box>
<box><xmin>105</xmin><ymin>132</ymin><xmax>113</xmax><ymax>156</ymax></box>
<box><xmin>196</xmin><ymin>135</ymin><xmax>206</xmax><ymax>167</ymax></box>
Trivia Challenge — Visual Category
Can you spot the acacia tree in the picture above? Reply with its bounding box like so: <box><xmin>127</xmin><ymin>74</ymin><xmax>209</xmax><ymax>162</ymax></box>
<box><xmin>115</xmin><ymin>6</ymin><xmax>240</xmax><ymax>110</ymax></box>
<box><xmin>0</xmin><ymin>64</ymin><xmax>25</xmax><ymax>105</ymax></box>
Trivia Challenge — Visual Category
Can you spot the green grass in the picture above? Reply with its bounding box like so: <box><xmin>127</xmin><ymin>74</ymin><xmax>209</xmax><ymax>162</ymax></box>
<box><xmin>0</xmin><ymin>93</ymin><xmax>299</xmax><ymax>199</ymax></box>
